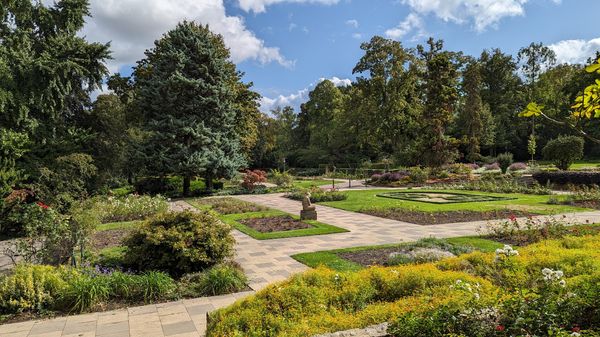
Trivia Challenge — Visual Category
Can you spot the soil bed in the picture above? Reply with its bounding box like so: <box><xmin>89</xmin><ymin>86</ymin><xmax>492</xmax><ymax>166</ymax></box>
<box><xmin>239</xmin><ymin>216</ymin><xmax>313</xmax><ymax>233</ymax></box>
<box><xmin>362</xmin><ymin>209</ymin><xmax>537</xmax><ymax>225</ymax></box>
<box><xmin>91</xmin><ymin>229</ymin><xmax>132</xmax><ymax>250</ymax></box>
<box><xmin>338</xmin><ymin>247</ymin><xmax>410</xmax><ymax>267</ymax></box>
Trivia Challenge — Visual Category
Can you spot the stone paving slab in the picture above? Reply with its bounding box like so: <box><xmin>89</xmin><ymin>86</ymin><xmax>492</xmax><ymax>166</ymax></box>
<box><xmin>4</xmin><ymin>193</ymin><xmax>600</xmax><ymax>336</ymax></box>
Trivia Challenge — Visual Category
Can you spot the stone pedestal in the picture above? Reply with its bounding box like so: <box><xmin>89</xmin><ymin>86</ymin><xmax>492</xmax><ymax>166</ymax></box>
<box><xmin>300</xmin><ymin>209</ymin><xmax>317</xmax><ymax>220</ymax></box>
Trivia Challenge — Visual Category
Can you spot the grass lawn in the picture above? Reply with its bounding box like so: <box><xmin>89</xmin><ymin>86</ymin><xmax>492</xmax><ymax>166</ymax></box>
<box><xmin>292</xmin><ymin>236</ymin><xmax>504</xmax><ymax>272</ymax></box>
<box><xmin>220</xmin><ymin>210</ymin><xmax>348</xmax><ymax>240</ymax></box>
<box><xmin>96</xmin><ymin>220</ymin><xmax>141</xmax><ymax>231</ymax></box>
<box><xmin>319</xmin><ymin>189</ymin><xmax>591</xmax><ymax>215</ymax></box>
<box><xmin>290</xmin><ymin>179</ymin><xmax>333</xmax><ymax>189</ymax></box>
<box><xmin>537</xmin><ymin>159</ymin><xmax>600</xmax><ymax>170</ymax></box>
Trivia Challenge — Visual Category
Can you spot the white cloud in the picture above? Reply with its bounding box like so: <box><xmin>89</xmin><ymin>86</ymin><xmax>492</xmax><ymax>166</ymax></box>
<box><xmin>385</xmin><ymin>13</ymin><xmax>427</xmax><ymax>40</ymax></box>
<box><xmin>81</xmin><ymin>0</ymin><xmax>292</xmax><ymax>73</ymax></box>
<box><xmin>352</xmin><ymin>33</ymin><xmax>363</xmax><ymax>40</ymax></box>
<box><xmin>400</xmin><ymin>0</ymin><xmax>537</xmax><ymax>32</ymax></box>
<box><xmin>346</xmin><ymin>19</ymin><xmax>359</xmax><ymax>28</ymax></box>
<box><xmin>549</xmin><ymin>38</ymin><xmax>600</xmax><ymax>65</ymax></box>
<box><xmin>260</xmin><ymin>77</ymin><xmax>352</xmax><ymax>112</ymax></box>
<box><xmin>238</xmin><ymin>0</ymin><xmax>340</xmax><ymax>13</ymax></box>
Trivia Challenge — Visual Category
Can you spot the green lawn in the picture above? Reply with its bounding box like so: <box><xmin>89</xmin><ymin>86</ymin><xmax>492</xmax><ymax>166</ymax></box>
<box><xmin>290</xmin><ymin>179</ymin><xmax>333</xmax><ymax>189</ymax></box>
<box><xmin>537</xmin><ymin>159</ymin><xmax>600</xmax><ymax>170</ymax></box>
<box><xmin>96</xmin><ymin>220</ymin><xmax>141</xmax><ymax>231</ymax></box>
<box><xmin>319</xmin><ymin>189</ymin><xmax>590</xmax><ymax>215</ymax></box>
<box><xmin>292</xmin><ymin>236</ymin><xmax>504</xmax><ymax>272</ymax></box>
<box><xmin>220</xmin><ymin>210</ymin><xmax>348</xmax><ymax>240</ymax></box>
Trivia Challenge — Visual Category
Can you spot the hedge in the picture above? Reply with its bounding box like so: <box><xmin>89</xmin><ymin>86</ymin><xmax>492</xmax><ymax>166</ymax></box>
<box><xmin>533</xmin><ymin>171</ymin><xmax>600</xmax><ymax>185</ymax></box>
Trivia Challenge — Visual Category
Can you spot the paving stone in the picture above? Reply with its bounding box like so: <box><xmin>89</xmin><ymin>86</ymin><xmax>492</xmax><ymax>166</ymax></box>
<box><xmin>162</xmin><ymin>320</ymin><xmax>197</xmax><ymax>336</ymax></box>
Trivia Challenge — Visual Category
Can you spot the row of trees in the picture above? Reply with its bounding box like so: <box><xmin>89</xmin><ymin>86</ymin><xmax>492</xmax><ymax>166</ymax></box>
<box><xmin>253</xmin><ymin>37</ymin><xmax>600</xmax><ymax>169</ymax></box>
<box><xmin>3</xmin><ymin>0</ymin><xmax>600</xmax><ymax>203</ymax></box>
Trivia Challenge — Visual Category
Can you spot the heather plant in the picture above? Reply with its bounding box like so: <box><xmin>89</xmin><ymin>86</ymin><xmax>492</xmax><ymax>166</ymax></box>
<box><xmin>193</xmin><ymin>197</ymin><xmax>268</xmax><ymax>215</ymax></box>
<box><xmin>270</xmin><ymin>169</ymin><xmax>294</xmax><ymax>187</ymax></box>
<box><xmin>508</xmin><ymin>162</ymin><xmax>527</xmax><ymax>171</ymax></box>
<box><xmin>439</xmin><ymin>177</ymin><xmax>551</xmax><ymax>195</ymax></box>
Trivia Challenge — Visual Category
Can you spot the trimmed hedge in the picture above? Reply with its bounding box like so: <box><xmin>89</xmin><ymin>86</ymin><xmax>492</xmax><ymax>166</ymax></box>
<box><xmin>533</xmin><ymin>171</ymin><xmax>600</xmax><ymax>185</ymax></box>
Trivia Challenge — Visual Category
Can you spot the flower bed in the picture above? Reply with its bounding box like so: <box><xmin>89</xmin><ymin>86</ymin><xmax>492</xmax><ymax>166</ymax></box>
<box><xmin>207</xmin><ymin>234</ymin><xmax>600</xmax><ymax>337</ymax></box>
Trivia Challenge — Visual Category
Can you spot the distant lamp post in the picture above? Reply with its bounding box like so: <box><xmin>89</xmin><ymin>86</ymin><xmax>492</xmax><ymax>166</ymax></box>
<box><xmin>282</xmin><ymin>157</ymin><xmax>286</xmax><ymax>172</ymax></box>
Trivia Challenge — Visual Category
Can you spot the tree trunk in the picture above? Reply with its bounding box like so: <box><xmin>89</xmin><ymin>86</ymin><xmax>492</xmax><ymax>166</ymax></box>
<box><xmin>206</xmin><ymin>173</ymin><xmax>214</xmax><ymax>191</ymax></box>
<box><xmin>183</xmin><ymin>174</ymin><xmax>191</xmax><ymax>197</ymax></box>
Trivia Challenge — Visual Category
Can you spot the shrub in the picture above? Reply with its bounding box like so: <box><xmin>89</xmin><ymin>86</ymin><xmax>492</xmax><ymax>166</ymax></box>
<box><xmin>542</xmin><ymin>135</ymin><xmax>585</xmax><ymax>170</ymax></box>
<box><xmin>179</xmin><ymin>263</ymin><xmax>247</xmax><ymax>297</ymax></box>
<box><xmin>193</xmin><ymin>197</ymin><xmax>268</xmax><ymax>214</ymax></box>
<box><xmin>370</xmin><ymin>173</ymin><xmax>383</xmax><ymax>182</ymax></box>
<box><xmin>508</xmin><ymin>162</ymin><xmax>527</xmax><ymax>171</ymax></box>
<box><xmin>0</xmin><ymin>264</ymin><xmax>73</xmax><ymax>314</ymax></box>
<box><xmin>484</xmin><ymin>162</ymin><xmax>500</xmax><ymax>171</ymax></box>
<box><xmin>124</xmin><ymin>211</ymin><xmax>234</xmax><ymax>277</ymax></box>
<box><xmin>408</xmin><ymin>167</ymin><xmax>428</xmax><ymax>184</ymax></box>
<box><xmin>440</xmin><ymin>176</ymin><xmax>551</xmax><ymax>195</ymax></box>
<box><xmin>446</xmin><ymin>163</ymin><xmax>473</xmax><ymax>175</ymax></box>
<box><xmin>271</xmin><ymin>169</ymin><xmax>294</xmax><ymax>187</ymax></box>
<box><xmin>208</xmin><ymin>234</ymin><xmax>600</xmax><ymax>337</ymax></box>
<box><xmin>93</xmin><ymin>195</ymin><xmax>168</xmax><ymax>223</ymax></box>
<box><xmin>242</xmin><ymin>170</ymin><xmax>267</xmax><ymax>192</ymax></box>
<box><xmin>60</xmin><ymin>273</ymin><xmax>110</xmax><ymax>313</ymax></box>
<box><xmin>285</xmin><ymin>187</ymin><xmax>347</xmax><ymax>202</ymax></box>
<box><xmin>496</xmin><ymin>153</ymin><xmax>514</xmax><ymax>174</ymax></box>
<box><xmin>533</xmin><ymin>171</ymin><xmax>600</xmax><ymax>186</ymax></box>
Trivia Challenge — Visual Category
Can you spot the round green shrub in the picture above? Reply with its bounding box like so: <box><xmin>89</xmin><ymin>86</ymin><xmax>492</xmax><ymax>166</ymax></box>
<box><xmin>123</xmin><ymin>211</ymin><xmax>235</xmax><ymax>277</ymax></box>
<box><xmin>179</xmin><ymin>263</ymin><xmax>247</xmax><ymax>297</ymax></box>
<box><xmin>408</xmin><ymin>167</ymin><xmax>428</xmax><ymax>184</ymax></box>
<box><xmin>542</xmin><ymin>135</ymin><xmax>584</xmax><ymax>171</ymax></box>
<box><xmin>496</xmin><ymin>152</ymin><xmax>514</xmax><ymax>174</ymax></box>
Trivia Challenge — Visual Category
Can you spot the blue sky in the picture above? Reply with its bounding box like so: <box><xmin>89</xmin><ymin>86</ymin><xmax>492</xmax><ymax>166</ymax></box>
<box><xmin>80</xmin><ymin>0</ymin><xmax>600</xmax><ymax>111</ymax></box>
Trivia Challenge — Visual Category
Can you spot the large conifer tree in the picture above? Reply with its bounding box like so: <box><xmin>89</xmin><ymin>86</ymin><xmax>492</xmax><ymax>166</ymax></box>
<box><xmin>134</xmin><ymin>22</ymin><xmax>245</xmax><ymax>196</ymax></box>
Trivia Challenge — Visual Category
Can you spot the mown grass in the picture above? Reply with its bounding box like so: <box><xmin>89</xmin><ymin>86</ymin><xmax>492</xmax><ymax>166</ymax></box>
<box><xmin>319</xmin><ymin>189</ymin><xmax>591</xmax><ymax>215</ymax></box>
<box><xmin>220</xmin><ymin>210</ymin><xmax>348</xmax><ymax>240</ymax></box>
<box><xmin>96</xmin><ymin>220</ymin><xmax>141</xmax><ymax>232</ymax></box>
<box><xmin>291</xmin><ymin>236</ymin><xmax>503</xmax><ymax>272</ymax></box>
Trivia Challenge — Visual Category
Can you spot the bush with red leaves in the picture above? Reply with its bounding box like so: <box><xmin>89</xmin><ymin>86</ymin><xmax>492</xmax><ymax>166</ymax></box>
<box><xmin>242</xmin><ymin>170</ymin><xmax>267</xmax><ymax>191</ymax></box>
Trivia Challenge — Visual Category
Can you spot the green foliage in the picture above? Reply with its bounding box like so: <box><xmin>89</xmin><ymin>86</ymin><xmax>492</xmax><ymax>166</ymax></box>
<box><xmin>133</xmin><ymin>22</ymin><xmax>246</xmax><ymax>196</ymax></box>
<box><xmin>92</xmin><ymin>194</ymin><xmax>168</xmax><ymax>223</ymax></box>
<box><xmin>179</xmin><ymin>263</ymin><xmax>247</xmax><ymax>297</ymax></box>
<box><xmin>34</xmin><ymin>153</ymin><xmax>98</xmax><ymax>211</ymax></box>
<box><xmin>528</xmin><ymin>134</ymin><xmax>537</xmax><ymax>161</ymax></box>
<box><xmin>0</xmin><ymin>264</ymin><xmax>73</xmax><ymax>314</ymax></box>
<box><xmin>408</xmin><ymin>167</ymin><xmax>429</xmax><ymax>183</ymax></box>
<box><xmin>542</xmin><ymin>136</ymin><xmax>585</xmax><ymax>170</ymax></box>
<box><xmin>442</xmin><ymin>177</ymin><xmax>551</xmax><ymax>195</ymax></box>
<box><xmin>209</xmin><ymin>235</ymin><xmax>600</xmax><ymax>337</ymax></box>
<box><xmin>124</xmin><ymin>211</ymin><xmax>234</xmax><ymax>277</ymax></box>
<box><xmin>286</xmin><ymin>187</ymin><xmax>348</xmax><ymax>202</ymax></box>
<box><xmin>0</xmin><ymin>264</ymin><xmax>177</xmax><ymax>316</ymax></box>
<box><xmin>483</xmin><ymin>216</ymin><xmax>570</xmax><ymax>246</ymax></box>
<box><xmin>496</xmin><ymin>153</ymin><xmax>514</xmax><ymax>174</ymax></box>
<box><xmin>0</xmin><ymin>130</ymin><xmax>29</xmax><ymax>199</ymax></box>
<box><xmin>271</xmin><ymin>169</ymin><xmax>294</xmax><ymax>188</ymax></box>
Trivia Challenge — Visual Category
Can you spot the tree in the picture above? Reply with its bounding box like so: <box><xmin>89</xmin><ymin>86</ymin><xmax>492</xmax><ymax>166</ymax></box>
<box><xmin>133</xmin><ymin>22</ymin><xmax>245</xmax><ymax>195</ymax></box>
<box><xmin>0</xmin><ymin>0</ymin><xmax>110</xmax><ymax>191</ymax></box>
<box><xmin>542</xmin><ymin>136</ymin><xmax>584</xmax><ymax>170</ymax></box>
<box><xmin>351</xmin><ymin>36</ymin><xmax>422</xmax><ymax>162</ymax></box>
<box><xmin>479</xmin><ymin>49</ymin><xmax>525</xmax><ymax>155</ymax></box>
<box><xmin>417</xmin><ymin>38</ymin><xmax>460</xmax><ymax>167</ymax></box>
<box><xmin>457</xmin><ymin>60</ymin><xmax>485</xmax><ymax>162</ymax></box>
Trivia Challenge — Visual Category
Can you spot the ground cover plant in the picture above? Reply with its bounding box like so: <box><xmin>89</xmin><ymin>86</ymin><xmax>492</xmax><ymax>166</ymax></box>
<box><xmin>362</xmin><ymin>208</ymin><xmax>537</xmax><ymax>225</ymax></box>
<box><xmin>440</xmin><ymin>176</ymin><xmax>551</xmax><ymax>195</ymax></box>
<box><xmin>292</xmin><ymin>237</ymin><xmax>504</xmax><ymax>272</ymax></box>
<box><xmin>92</xmin><ymin>194</ymin><xmax>169</xmax><ymax>223</ymax></box>
<box><xmin>189</xmin><ymin>197</ymin><xmax>269</xmax><ymax>215</ymax></box>
<box><xmin>317</xmin><ymin>189</ymin><xmax>589</xmax><ymax>220</ymax></box>
<box><xmin>219</xmin><ymin>209</ymin><xmax>348</xmax><ymax>240</ymax></box>
<box><xmin>207</xmin><ymin>234</ymin><xmax>600</xmax><ymax>336</ymax></box>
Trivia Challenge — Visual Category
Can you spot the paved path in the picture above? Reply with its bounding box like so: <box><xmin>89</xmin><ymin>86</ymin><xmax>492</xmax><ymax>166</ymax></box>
<box><xmin>4</xmin><ymin>193</ymin><xmax>600</xmax><ymax>337</ymax></box>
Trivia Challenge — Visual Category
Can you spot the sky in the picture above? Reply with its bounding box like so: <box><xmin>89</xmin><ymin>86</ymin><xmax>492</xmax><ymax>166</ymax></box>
<box><xmin>77</xmin><ymin>0</ymin><xmax>600</xmax><ymax>112</ymax></box>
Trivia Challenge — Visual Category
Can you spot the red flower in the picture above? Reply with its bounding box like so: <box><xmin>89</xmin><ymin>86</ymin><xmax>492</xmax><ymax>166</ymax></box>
<box><xmin>495</xmin><ymin>325</ymin><xmax>505</xmax><ymax>332</ymax></box>
<box><xmin>572</xmin><ymin>326</ymin><xmax>581</xmax><ymax>332</ymax></box>
<box><xmin>36</xmin><ymin>201</ymin><xmax>49</xmax><ymax>210</ymax></box>
<box><xmin>509</xmin><ymin>214</ymin><xmax>517</xmax><ymax>222</ymax></box>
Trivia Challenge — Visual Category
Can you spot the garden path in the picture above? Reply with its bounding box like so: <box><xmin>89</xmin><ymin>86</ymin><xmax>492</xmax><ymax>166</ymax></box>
<box><xmin>4</xmin><ymin>193</ymin><xmax>600</xmax><ymax>337</ymax></box>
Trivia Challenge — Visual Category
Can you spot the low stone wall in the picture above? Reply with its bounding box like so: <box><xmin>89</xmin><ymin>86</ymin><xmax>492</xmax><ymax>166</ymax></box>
<box><xmin>312</xmin><ymin>323</ymin><xmax>388</xmax><ymax>337</ymax></box>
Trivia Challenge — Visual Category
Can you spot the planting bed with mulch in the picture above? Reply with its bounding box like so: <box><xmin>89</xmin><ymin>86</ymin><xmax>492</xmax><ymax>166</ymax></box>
<box><xmin>238</xmin><ymin>216</ymin><xmax>313</xmax><ymax>233</ymax></box>
<box><xmin>362</xmin><ymin>208</ymin><xmax>537</xmax><ymax>225</ymax></box>
<box><xmin>91</xmin><ymin>229</ymin><xmax>132</xmax><ymax>250</ymax></box>
<box><xmin>337</xmin><ymin>247</ymin><xmax>412</xmax><ymax>267</ymax></box>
